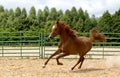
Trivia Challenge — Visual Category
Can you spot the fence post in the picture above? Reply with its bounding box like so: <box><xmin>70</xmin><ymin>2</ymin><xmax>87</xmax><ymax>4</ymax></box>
<box><xmin>39</xmin><ymin>32</ymin><xmax>41</xmax><ymax>59</ymax></box>
<box><xmin>43</xmin><ymin>32</ymin><xmax>45</xmax><ymax>59</ymax></box>
<box><xmin>102</xmin><ymin>42</ymin><xmax>105</xmax><ymax>59</ymax></box>
<box><xmin>40</xmin><ymin>32</ymin><xmax>43</xmax><ymax>59</ymax></box>
<box><xmin>2</xmin><ymin>32</ymin><xmax>4</xmax><ymax>57</ymax></box>
<box><xmin>20</xmin><ymin>31</ymin><xmax>23</xmax><ymax>58</ymax></box>
<box><xmin>41</xmin><ymin>32</ymin><xmax>45</xmax><ymax>59</ymax></box>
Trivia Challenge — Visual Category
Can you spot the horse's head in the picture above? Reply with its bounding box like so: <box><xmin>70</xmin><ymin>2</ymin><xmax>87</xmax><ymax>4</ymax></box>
<box><xmin>49</xmin><ymin>21</ymin><xmax>61</xmax><ymax>39</ymax></box>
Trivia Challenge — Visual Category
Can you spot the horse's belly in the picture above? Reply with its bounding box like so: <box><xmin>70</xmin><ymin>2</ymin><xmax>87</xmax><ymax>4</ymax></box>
<box><xmin>62</xmin><ymin>37</ymin><xmax>92</xmax><ymax>55</ymax></box>
<box><xmin>62</xmin><ymin>45</ymin><xmax>81</xmax><ymax>54</ymax></box>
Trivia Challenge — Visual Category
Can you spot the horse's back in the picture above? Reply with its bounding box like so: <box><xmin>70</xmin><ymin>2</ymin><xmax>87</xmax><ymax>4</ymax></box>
<box><xmin>78</xmin><ymin>36</ymin><xmax>92</xmax><ymax>48</ymax></box>
<box><xmin>77</xmin><ymin>36</ymin><xmax>92</xmax><ymax>55</ymax></box>
<box><xmin>78</xmin><ymin>36</ymin><xmax>91</xmax><ymax>43</ymax></box>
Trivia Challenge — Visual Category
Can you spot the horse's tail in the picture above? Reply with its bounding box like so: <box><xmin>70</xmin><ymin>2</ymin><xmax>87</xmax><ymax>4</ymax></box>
<box><xmin>89</xmin><ymin>28</ymin><xmax>107</xmax><ymax>42</ymax></box>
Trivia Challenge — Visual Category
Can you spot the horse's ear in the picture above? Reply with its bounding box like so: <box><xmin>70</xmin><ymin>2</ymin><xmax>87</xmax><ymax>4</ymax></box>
<box><xmin>55</xmin><ymin>21</ymin><xmax>59</xmax><ymax>24</ymax></box>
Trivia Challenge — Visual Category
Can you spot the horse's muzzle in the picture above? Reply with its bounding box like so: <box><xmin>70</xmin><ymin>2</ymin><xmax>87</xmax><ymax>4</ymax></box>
<box><xmin>49</xmin><ymin>36</ymin><xmax>54</xmax><ymax>40</ymax></box>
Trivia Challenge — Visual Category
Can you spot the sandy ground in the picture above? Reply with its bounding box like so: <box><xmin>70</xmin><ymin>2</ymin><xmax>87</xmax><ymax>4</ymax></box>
<box><xmin>0</xmin><ymin>59</ymin><xmax>120</xmax><ymax>77</ymax></box>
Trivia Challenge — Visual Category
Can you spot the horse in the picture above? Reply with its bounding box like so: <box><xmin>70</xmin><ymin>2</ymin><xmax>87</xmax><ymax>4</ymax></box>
<box><xmin>42</xmin><ymin>21</ymin><xmax>106</xmax><ymax>70</ymax></box>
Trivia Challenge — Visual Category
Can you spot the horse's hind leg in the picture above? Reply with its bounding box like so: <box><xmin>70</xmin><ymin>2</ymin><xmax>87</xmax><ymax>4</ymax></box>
<box><xmin>43</xmin><ymin>49</ymin><xmax>62</xmax><ymax>68</ymax></box>
<box><xmin>56</xmin><ymin>53</ymin><xmax>69</xmax><ymax>65</ymax></box>
<box><xmin>78</xmin><ymin>56</ymin><xmax>85</xmax><ymax>69</ymax></box>
<box><xmin>71</xmin><ymin>55</ymin><xmax>81</xmax><ymax>70</ymax></box>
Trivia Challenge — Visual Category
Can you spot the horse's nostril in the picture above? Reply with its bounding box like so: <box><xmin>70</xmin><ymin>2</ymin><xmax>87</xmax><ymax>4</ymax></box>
<box><xmin>49</xmin><ymin>36</ymin><xmax>53</xmax><ymax>39</ymax></box>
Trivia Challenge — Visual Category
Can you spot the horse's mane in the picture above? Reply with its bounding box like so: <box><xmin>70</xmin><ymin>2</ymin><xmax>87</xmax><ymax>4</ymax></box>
<box><xmin>59</xmin><ymin>21</ymin><xmax>77</xmax><ymax>38</ymax></box>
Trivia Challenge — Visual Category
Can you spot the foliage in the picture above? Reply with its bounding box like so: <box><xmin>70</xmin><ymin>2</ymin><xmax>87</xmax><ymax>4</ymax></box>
<box><xmin>0</xmin><ymin>5</ymin><xmax>120</xmax><ymax>42</ymax></box>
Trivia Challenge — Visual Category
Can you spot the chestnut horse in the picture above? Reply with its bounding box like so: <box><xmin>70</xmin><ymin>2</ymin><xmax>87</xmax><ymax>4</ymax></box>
<box><xmin>43</xmin><ymin>21</ymin><xmax>106</xmax><ymax>70</ymax></box>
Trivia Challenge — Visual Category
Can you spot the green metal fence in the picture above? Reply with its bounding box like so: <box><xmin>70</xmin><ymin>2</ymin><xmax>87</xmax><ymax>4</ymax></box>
<box><xmin>44</xmin><ymin>33</ymin><xmax>120</xmax><ymax>59</ymax></box>
<box><xmin>0</xmin><ymin>31</ymin><xmax>44</xmax><ymax>58</ymax></box>
<box><xmin>0</xmin><ymin>32</ymin><xmax>120</xmax><ymax>59</ymax></box>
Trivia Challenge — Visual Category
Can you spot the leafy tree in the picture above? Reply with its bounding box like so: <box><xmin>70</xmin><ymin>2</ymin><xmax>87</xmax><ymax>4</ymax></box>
<box><xmin>27</xmin><ymin>6</ymin><xmax>38</xmax><ymax>31</ymax></box>
<box><xmin>112</xmin><ymin>9</ymin><xmax>120</xmax><ymax>33</ymax></box>
<box><xmin>14</xmin><ymin>7</ymin><xmax>21</xmax><ymax>17</ymax></box>
<box><xmin>70</xmin><ymin>7</ymin><xmax>78</xmax><ymax>21</ymax></box>
<box><xmin>21</xmin><ymin>8</ymin><xmax>27</xmax><ymax>18</ymax></box>
<box><xmin>28</xmin><ymin>6</ymin><xmax>36</xmax><ymax>19</ymax></box>
<box><xmin>0</xmin><ymin>5</ymin><xmax>5</xmax><ymax>26</ymax></box>
<box><xmin>64</xmin><ymin>9</ymin><xmax>72</xmax><ymax>24</ymax></box>
<box><xmin>37</xmin><ymin>9</ymin><xmax>44</xmax><ymax>28</ymax></box>
<box><xmin>78</xmin><ymin>8</ymin><xmax>85</xmax><ymax>21</ymax></box>
<box><xmin>90</xmin><ymin>15</ymin><xmax>97</xmax><ymax>28</ymax></box>
<box><xmin>75</xmin><ymin>18</ymin><xmax>84</xmax><ymax>32</ymax></box>
<box><xmin>84</xmin><ymin>17</ymin><xmax>92</xmax><ymax>32</ymax></box>
<box><xmin>43</xmin><ymin>6</ymin><xmax>49</xmax><ymax>21</ymax></box>
<box><xmin>47</xmin><ymin>7</ymin><xmax>57</xmax><ymax>20</ymax></box>
<box><xmin>97</xmin><ymin>10</ymin><xmax>113</xmax><ymax>32</ymax></box>
<box><xmin>6</xmin><ymin>9</ymin><xmax>14</xmax><ymax>28</ymax></box>
<box><xmin>0</xmin><ymin>5</ymin><xmax>4</xmax><ymax>12</ymax></box>
<box><xmin>57</xmin><ymin>10</ymin><xmax>63</xmax><ymax>20</ymax></box>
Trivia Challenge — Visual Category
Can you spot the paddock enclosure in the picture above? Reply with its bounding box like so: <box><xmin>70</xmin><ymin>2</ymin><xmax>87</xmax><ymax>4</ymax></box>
<box><xmin>0</xmin><ymin>32</ymin><xmax>120</xmax><ymax>77</ymax></box>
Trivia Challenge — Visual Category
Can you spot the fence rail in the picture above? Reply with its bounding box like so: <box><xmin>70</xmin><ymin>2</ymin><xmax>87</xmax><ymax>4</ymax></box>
<box><xmin>0</xmin><ymin>32</ymin><xmax>120</xmax><ymax>59</ymax></box>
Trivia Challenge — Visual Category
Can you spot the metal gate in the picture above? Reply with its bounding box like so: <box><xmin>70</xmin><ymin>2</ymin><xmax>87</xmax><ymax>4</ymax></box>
<box><xmin>0</xmin><ymin>31</ymin><xmax>44</xmax><ymax>58</ymax></box>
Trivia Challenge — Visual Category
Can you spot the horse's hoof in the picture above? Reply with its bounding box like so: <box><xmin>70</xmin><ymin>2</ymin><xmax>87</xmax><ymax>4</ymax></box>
<box><xmin>78</xmin><ymin>66</ymin><xmax>81</xmax><ymax>69</ymax></box>
<box><xmin>57</xmin><ymin>62</ymin><xmax>63</xmax><ymax>65</ymax></box>
<box><xmin>78</xmin><ymin>67</ymin><xmax>81</xmax><ymax>69</ymax></box>
<box><xmin>42</xmin><ymin>64</ymin><xmax>46</xmax><ymax>68</ymax></box>
<box><xmin>71</xmin><ymin>67</ymin><xmax>74</xmax><ymax>70</ymax></box>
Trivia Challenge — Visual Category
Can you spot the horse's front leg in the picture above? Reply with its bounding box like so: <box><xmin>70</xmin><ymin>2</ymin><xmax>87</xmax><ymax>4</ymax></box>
<box><xmin>56</xmin><ymin>53</ymin><xmax>69</xmax><ymax>65</ymax></box>
<box><xmin>42</xmin><ymin>49</ymin><xmax>62</xmax><ymax>68</ymax></box>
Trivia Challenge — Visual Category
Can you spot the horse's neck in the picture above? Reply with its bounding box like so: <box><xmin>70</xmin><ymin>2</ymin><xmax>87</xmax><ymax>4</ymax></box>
<box><xmin>60</xmin><ymin>31</ymin><xmax>69</xmax><ymax>43</ymax></box>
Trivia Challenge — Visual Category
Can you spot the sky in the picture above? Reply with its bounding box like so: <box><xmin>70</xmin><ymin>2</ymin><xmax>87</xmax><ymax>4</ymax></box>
<box><xmin>0</xmin><ymin>0</ymin><xmax>120</xmax><ymax>17</ymax></box>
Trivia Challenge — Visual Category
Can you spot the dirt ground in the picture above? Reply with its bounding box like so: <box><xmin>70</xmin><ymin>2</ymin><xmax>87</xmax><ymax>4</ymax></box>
<box><xmin>0</xmin><ymin>59</ymin><xmax>120</xmax><ymax>77</ymax></box>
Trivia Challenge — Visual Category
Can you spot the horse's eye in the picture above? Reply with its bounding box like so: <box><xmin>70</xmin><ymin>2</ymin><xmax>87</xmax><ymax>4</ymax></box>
<box><xmin>54</xmin><ymin>28</ymin><xmax>57</xmax><ymax>31</ymax></box>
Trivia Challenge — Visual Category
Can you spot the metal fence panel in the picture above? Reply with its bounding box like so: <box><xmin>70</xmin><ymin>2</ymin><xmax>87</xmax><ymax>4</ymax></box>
<box><xmin>44</xmin><ymin>33</ymin><xmax>120</xmax><ymax>59</ymax></box>
<box><xmin>0</xmin><ymin>32</ymin><xmax>120</xmax><ymax>59</ymax></box>
<box><xmin>0</xmin><ymin>32</ymin><xmax>44</xmax><ymax>58</ymax></box>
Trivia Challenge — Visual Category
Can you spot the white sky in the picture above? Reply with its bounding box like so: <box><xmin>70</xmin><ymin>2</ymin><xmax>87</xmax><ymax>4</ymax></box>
<box><xmin>0</xmin><ymin>0</ymin><xmax>120</xmax><ymax>17</ymax></box>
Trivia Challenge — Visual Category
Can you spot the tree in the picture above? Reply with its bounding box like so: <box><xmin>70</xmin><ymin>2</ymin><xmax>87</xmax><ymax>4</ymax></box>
<box><xmin>90</xmin><ymin>15</ymin><xmax>97</xmax><ymax>28</ymax></box>
<box><xmin>6</xmin><ymin>9</ymin><xmax>14</xmax><ymax>28</ymax></box>
<box><xmin>97</xmin><ymin>10</ymin><xmax>113</xmax><ymax>32</ymax></box>
<box><xmin>28</xmin><ymin>6</ymin><xmax>36</xmax><ymax>19</ymax></box>
<box><xmin>70</xmin><ymin>7</ymin><xmax>78</xmax><ymax>21</ymax></box>
<box><xmin>112</xmin><ymin>9</ymin><xmax>120</xmax><ymax>33</ymax></box>
<box><xmin>0</xmin><ymin>5</ymin><xmax>4</xmax><ymax>12</ymax></box>
<box><xmin>84</xmin><ymin>10</ymin><xmax>89</xmax><ymax>20</ymax></box>
<box><xmin>57</xmin><ymin>10</ymin><xmax>63</xmax><ymax>20</ymax></box>
<box><xmin>0</xmin><ymin>5</ymin><xmax>5</xmax><ymax>25</ymax></box>
<box><xmin>82</xmin><ymin>11</ymin><xmax>92</xmax><ymax>32</ymax></box>
<box><xmin>84</xmin><ymin>17</ymin><xmax>92</xmax><ymax>32</ymax></box>
<box><xmin>14</xmin><ymin>7</ymin><xmax>21</xmax><ymax>17</ymax></box>
<box><xmin>47</xmin><ymin>7</ymin><xmax>57</xmax><ymax>20</ymax></box>
<box><xmin>65</xmin><ymin>9</ymin><xmax>72</xmax><ymax>24</ymax></box>
<box><xmin>43</xmin><ymin>6</ymin><xmax>49</xmax><ymax>21</ymax></box>
<box><xmin>37</xmin><ymin>9</ymin><xmax>44</xmax><ymax>28</ymax></box>
<box><xmin>78</xmin><ymin>8</ymin><xmax>85</xmax><ymax>21</ymax></box>
<box><xmin>75</xmin><ymin>18</ymin><xmax>84</xmax><ymax>33</ymax></box>
<box><xmin>27</xmin><ymin>6</ymin><xmax>38</xmax><ymax>31</ymax></box>
<box><xmin>21</xmin><ymin>8</ymin><xmax>27</xmax><ymax>18</ymax></box>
